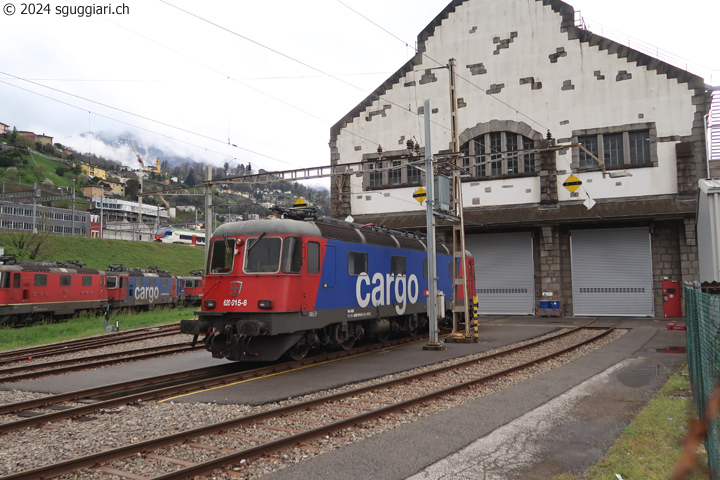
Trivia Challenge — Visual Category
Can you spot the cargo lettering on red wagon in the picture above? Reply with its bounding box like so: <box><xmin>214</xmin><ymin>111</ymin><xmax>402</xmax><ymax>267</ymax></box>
<box><xmin>355</xmin><ymin>273</ymin><xmax>420</xmax><ymax>314</ymax></box>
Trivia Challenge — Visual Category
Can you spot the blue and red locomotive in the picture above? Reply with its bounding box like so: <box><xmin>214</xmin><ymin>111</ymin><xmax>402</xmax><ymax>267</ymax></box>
<box><xmin>0</xmin><ymin>259</ymin><xmax>194</xmax><ymax>325</ymax></box>
<box><xmin>180</xmin><ymin>216</ymin><xmax>475</xmax><ymax>362</ymax></box>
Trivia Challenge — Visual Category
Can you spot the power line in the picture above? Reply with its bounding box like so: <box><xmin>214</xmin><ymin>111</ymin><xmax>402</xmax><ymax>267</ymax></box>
<box><xmin>0</xmin><ymin>73</ymin><xmax>297</xmax><ymax>167</ymax></box>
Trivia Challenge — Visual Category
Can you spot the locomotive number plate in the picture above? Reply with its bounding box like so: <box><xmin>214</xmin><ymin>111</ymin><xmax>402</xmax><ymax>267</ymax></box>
<box><xmin>223</xmin><ymin>299</ymin><xmax>248</xmax><ymax>307</ymax></box>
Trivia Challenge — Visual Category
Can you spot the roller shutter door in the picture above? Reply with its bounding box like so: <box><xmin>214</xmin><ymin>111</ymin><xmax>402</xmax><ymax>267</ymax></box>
<box><xmin>465</xmin><ymin>232</ymin><xmax>535</xmax><ymax>315</ymax></box>
<box><xmin>571</xmin><ymin>227</ymin><xmax>653</xmax><ymax>317</ymax></box>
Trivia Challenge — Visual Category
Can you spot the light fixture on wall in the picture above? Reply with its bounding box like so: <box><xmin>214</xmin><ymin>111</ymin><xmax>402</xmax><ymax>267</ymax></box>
<box><xmin>607</xmin><ymin>171</ymin><xmax>633</xmax><ymax>178</ymax></box>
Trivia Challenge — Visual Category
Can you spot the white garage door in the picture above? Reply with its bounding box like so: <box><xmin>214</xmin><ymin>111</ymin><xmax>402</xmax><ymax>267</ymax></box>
<box><xmin>571</xmin><ymin>227</ymin><xmax>654</xmax><ymax>317</ymax></box>
<box><xmin>465</xmin><ymin>232</ymin><xmax>535</xmax><ymax>315</ymax></box>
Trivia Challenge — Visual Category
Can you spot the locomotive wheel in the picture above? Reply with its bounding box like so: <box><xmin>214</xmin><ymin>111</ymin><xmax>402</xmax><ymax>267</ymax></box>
<box><xmin>377</xmin><ymin>332</ymin><xmax>390</xmax><ymax>343</ymax></box>
<box><xmin>340</xmin><ymin>337</ymin><xmax>356</xmax><ymax>351</ymax></box>
<box><xmin>287</xmin><ymin>336</ymin><xmax>310</xmax><ymax>361</ymax></box>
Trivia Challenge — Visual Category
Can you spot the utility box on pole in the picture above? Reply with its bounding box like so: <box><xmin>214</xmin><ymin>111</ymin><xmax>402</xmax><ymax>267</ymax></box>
<box><xmin>697</xmin><ymin>178</ymin><xmax>720</xmax><ymax>283</ymax></box>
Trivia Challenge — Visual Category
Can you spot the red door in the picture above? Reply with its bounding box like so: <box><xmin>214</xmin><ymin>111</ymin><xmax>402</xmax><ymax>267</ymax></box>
<box><xmin>662</xmin><ymin>280</ymin><xmax>681</xmax><ymax>317</ymax></box>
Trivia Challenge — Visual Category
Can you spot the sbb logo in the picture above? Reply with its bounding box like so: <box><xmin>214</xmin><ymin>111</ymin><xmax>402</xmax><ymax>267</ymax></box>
<box><xmin>355</xmin><ymin>273</ymin><xmax>420</xmax><ymax>315</ymax></box>
<box><xmin>135</xmin><ymin>286</ymin><xmax>160</xmax><ymax>303</ymax></box>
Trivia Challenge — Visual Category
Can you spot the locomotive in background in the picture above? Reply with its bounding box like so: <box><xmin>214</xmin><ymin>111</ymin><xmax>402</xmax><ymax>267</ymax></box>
<box><xmin>0</xmin><ymin>258</ymin><xmax>204</xmax><ymax>326</ymax></box>
<box><xmin>181</xmin><ymin>216</ymin><xmax>476</xmax><ymax>362</ymax></box>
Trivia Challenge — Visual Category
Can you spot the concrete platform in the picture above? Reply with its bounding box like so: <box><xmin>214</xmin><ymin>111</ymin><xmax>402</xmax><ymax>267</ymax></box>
<box><xmin>2</xmin><ymin>316</ymin><xmax>688</xmax><ymax>479</ymax></box>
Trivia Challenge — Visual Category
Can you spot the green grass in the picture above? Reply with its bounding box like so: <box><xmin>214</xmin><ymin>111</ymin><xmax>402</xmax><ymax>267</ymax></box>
<box><xmin>0</xmin><ymin>306</ymin><xmax>196</xmax><ymax>351</ymax></box>
<box><xmin>554</xmin><ymin>367</ymin><xmax>710</xmax><ymax>480</ymax></box>
<box><xmin>0</xmin><ymin>232</ymin><xmax>205</xmax><ymax>276</ymax></box>
<box><xmin>26</xmin><ymin>151</ymin><xmax>75</xmax><ymax>188</ymax></box>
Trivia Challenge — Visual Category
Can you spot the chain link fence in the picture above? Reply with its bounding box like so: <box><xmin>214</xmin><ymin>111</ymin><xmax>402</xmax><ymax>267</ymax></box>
<box><xmin>683</xmin><ymin>285</ymin><xmax>720</xmax><ymax>478</ymax></box>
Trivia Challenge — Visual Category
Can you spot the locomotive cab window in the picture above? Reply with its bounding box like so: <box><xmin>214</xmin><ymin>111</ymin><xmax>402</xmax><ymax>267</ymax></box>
<box><xmin>106</xmin><ymin>276</ymin><xmax>118</xmax><ymax>288</ymax></box>
<box><xmin>209</xmin><ymin>237</ymin><xmax>236</xmax><ymax>274</ymax></box>
<box><xmin>281</xmin><ymin>236</ymin><xmax>302</xmax><ymax>274</ymax></box>
<box><xmin>307</xmin><ymin>241</ymin><xmax>321</xmax><ymax>274</ymax></box>
<box><xmin>245</xmin><ymin>236</ymin><xmax>281</xmax><ymax>273</ymax></box>
<box><xmin>0</xmin><ymin>272</ymin><xmax>9</xmax><ymax>288</ymax></box>
<box><xmin>391</xmin><ymin>256</ymin><xmax>406</xmax><ymax>276</ymax></box>
<box><xmin>348</xmin><ymin>252</ymin><xmax>368</xmax><ymax>276</ymax></box>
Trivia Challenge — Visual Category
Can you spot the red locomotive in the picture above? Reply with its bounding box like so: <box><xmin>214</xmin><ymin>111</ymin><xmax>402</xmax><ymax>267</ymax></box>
<box><xmin>0</xmin><ymin>257</ymin><xmax>194</xmax><ymax>326</ymax></box>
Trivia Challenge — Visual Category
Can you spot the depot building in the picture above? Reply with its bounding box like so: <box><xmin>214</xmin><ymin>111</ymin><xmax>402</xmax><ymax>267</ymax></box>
<box><xmin>329</xmin><ymin>0</ymin><xmax>716</xmax><ymax>317</ymax></box>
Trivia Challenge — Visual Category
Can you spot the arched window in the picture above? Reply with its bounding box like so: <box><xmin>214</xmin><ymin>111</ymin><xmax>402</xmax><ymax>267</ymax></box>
<box><xmin>460</xmin><ymin>132</ymin><xmax>537</xmax><ymax>179</ymax></box>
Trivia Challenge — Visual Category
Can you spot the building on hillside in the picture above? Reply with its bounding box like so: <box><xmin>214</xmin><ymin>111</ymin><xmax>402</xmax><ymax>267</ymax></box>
<box><xmin>330</xmin><ymin>0</ymin><xmax>714</xmax><ymax>317</ymax></box>
<box><xmin>0</xmin><ymin>203</ymin><xmax>90</xmax><ymax>236</ymax></box>
<box><xmin>88</xmin><ymin>197</ymin><xmax>169</xmax><ymax>224</ymax></box>
<box><xmin>103</xmin><ymin>179</ymin><xmax>126</xmax><ymax>196</ymax></box>
<box><xmin>0</xmin><ymin>122</ymin><xmax>10</xmax><ymax>134</ymax></box>
<box><xmin>78</xmin><ymin>163</ymin><xmax>108</xmax><ymax>180</ymax></box>
<box><xmin>16</xmin><ymin>131</ymin><xmax>53</xmax><ymax>146</ymax></box>
<box><xmin>80</xmin><ymin>185</ymin><xmax>110</xmax><ymax>198</ymax></box>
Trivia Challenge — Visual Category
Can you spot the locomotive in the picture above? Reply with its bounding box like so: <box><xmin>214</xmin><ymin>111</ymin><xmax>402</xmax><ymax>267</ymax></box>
<box><xmin>180</xmin><ymin>216</ymin><xmax>476</xmax><ymax>362</ymax></box>
<box><xmin>176</xmin><ymin>271</ymin><xmax>204</xmax><ymax>306</ymax></box>
<box><xmin>0</xmin><ymin>258</ymin><xmax>196</xmax><ymax>326</ymax></box>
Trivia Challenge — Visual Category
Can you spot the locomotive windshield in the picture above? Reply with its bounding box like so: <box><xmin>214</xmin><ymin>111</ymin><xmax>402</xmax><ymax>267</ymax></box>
<box><xmin>209</xmin><ymin>237</ymin><xmax>236</xmax><ymax>274</ymax></box>
<box><xmin>245</xmin><ymin>236</ymin><xmax>281</xmax><ymax>273</ymax></box>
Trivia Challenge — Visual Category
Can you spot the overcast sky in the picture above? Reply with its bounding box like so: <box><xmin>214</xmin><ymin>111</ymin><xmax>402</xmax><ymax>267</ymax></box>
<box><xmin>1</xmin><ymin>0</ymin><xmax>717</xmax><ymax>184</ymax></box>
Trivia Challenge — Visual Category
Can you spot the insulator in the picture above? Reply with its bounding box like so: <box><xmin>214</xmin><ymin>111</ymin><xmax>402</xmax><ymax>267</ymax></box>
<box><xmin>377</xmin><ymin>145</ymin><xmax>383</xmax><ymax>156</ymax></box>
<box><xmin>406</xmin><ymin>139</ymin><xmax>414</xmax><ymax>151</ymax></box>
<box><xmin>414</xmin><ymin>142</ymin><xmax>420</xmax><ymax>154</ymax></box>
<box><xmin>546</xmin><ymin>130</ymin><xmax>552</xmax><ymax>140</ymax></box>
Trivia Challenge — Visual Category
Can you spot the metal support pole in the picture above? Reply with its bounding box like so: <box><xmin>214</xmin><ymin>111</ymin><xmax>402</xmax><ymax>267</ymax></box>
<box><xmin>204</xmin><ymin>165</ymin><xmax>213</xmax><ymax>266</ymax></box>
<box><xmin>72</xmin><ymin>179</ymin><xmax>75</xmax><ymax>237</ymax></box>
<box><xmin>423</xmin><ymin>100</ymin><xmax>444</xmax><ymax>351</ymax></box>
<box><xmin>137</xmin><ymin>171</ymin><xmax>143</xmax><ymax>238</ymax></box>
<box><xmin>32</xmin><ymin>182</ymin><xmax>38</xmax><ymax>233</ymax></box>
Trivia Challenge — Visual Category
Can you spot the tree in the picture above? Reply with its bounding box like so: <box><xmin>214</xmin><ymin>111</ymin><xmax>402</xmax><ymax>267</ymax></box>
<box><xmin>30</xmin><ymin>165</ymin><xmax>46</xmax><ymax>182</ymax></box>
<box><xmin>8</xmin><ymin>229</ymin><xmax>58</xmax><ymax>261</ymax></box>
<box><xmin>125</xmin><ymin>179</ymin><xmax>139</xmax><ymax>199</ymax></box>
<box><xmin>8</xmin><ymin>127</ymin><xmax>17</xmax><ymax>146</ymax></box>
<box><xmin>185</xmin><ymin>169</ymin><xmax>198</xmax><ymax>186</ymax></box>
<box><xmin>55</xmin><ymin>166</ymin><xmax>67</xmax><ymax>177</ymax></box>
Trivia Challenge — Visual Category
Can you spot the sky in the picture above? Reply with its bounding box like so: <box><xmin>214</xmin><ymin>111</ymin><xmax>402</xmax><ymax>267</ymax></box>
<box><xmin>1</xmin><ymin>0</ymin><xmax>717</xmax><ymax>187</ymax></box>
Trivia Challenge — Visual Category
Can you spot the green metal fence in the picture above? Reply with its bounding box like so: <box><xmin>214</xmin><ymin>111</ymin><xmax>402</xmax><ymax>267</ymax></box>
<box><xmin>684</xmin><ymin>285</ymin><xmax>720</xmax><ymax>477</ymax></box>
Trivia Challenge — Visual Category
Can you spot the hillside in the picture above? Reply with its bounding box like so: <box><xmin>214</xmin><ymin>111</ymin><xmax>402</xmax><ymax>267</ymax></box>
<box><xmin>0</xmin><ymin>130</ymin><xmax>331</xmax><ymax>219</ymax></box>
<box><xmin>0</xmin><ymin>232</ymin><xmax>205</xmax><ymax>276</ymax></box>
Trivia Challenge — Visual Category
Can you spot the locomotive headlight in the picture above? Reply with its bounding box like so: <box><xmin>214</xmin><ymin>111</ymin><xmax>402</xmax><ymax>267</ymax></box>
<box><xmin>204</xmin><ymin>299</ymin><xmax>216</xmax><ymax>309</ymax></box>
<box><xmin>258</xmin><ymin>300</ymin><xmax>273</xmax><ymax>309</ymax></box>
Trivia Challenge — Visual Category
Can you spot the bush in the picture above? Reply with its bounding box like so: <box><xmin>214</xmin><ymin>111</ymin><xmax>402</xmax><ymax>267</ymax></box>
<box><xmin>56</xmin><ymin>166</ymin><xmax>67</xmax><ymax>176</ymax></box>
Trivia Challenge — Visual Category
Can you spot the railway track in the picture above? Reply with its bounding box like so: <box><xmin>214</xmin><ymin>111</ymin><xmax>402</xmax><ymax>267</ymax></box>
<box><xmin>0</xmin><ymin>323</ymin><xmax>182</xmax><ymax>365</ymax></box>
<box><xmin>0</xmin><ymin>322</ymin><xmax>623</xmax><ymax>480</ymax></box>
<box><xmin>0</xmin><ymin>333</ymin><xmax>429</xmax><ymax>434</ymax></box>
<box><xmin>0</xmin><ymin>341</ymin><xmax>199</xmax><ymax>383</ymax></box>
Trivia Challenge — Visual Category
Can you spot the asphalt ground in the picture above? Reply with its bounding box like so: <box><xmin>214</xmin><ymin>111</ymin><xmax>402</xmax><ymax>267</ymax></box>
<box><xmin>2</xmin><ymin>316</ymin><xmax>688</xmax><ymax>479</ymax></box>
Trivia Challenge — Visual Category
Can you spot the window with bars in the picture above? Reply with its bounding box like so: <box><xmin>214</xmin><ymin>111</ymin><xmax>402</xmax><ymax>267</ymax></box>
<box><xmin>576</xmin><ymin>129</ymin><xmax>652</xmax><ymax>170</ymax></box>
<box><xmin>460</xmin><ymin>131</ymin><xmax>537</xmax><ymax>179</ymax></box>
<box><xmin>364</xmin><ymin>156</ymin><xmax>424</xmax><ymax>188</ymax></box>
